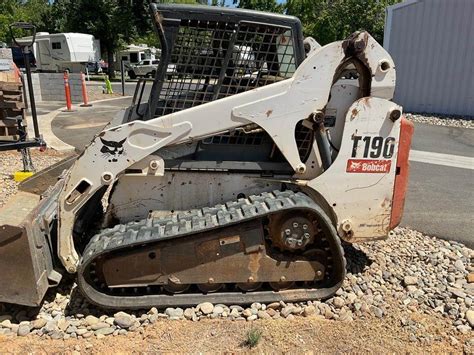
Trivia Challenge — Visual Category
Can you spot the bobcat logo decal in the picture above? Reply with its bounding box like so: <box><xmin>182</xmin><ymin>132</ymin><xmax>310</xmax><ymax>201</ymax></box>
<box><xmin>349</xmin><ymin>161</ymin><xmax>362</xmax><ymax>170</ymax></box>
<box><xmin>100</xmin><ymin>137</ymin><xmax>126</xmax><ymax>162</ymax></box>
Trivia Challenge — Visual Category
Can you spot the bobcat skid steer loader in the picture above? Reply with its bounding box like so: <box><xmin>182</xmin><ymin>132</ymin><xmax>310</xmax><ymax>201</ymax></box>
<box><xmin>0</xmin><ymin>4</ymin><xmax>413</xmax><ymax>308</ymax></box>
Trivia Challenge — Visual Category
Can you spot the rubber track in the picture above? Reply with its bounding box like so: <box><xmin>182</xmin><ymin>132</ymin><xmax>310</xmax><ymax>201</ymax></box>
<box><xmin>78</xmin><ymin>190</ymin><xmax>346</xmax><ymax>309</ymax></box>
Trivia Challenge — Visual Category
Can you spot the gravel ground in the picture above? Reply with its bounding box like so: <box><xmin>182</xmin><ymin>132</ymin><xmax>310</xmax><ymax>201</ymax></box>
<box><xmin>0</xmin><ymin>228</ymin><xmax>472</xmax><ymax>352</ymax></box>
<box><xmin>406</xmin><ymin>113</ymin><xmax>474</xmax><ymax>129</ymax></box>
<box><xmin>0</xmin><ymin>149</ymin><xmax>473</xmax><ymax>352</ymax></box>
<box><xmin>0</xmin><ymin>149</ymin><xmax>70</xmax><ymax>208</ymax></box>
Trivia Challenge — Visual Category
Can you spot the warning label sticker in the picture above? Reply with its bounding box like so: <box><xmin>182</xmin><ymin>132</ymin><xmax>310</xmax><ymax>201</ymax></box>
<box><xmin>346</xmin><ymin>159</ymin><xmax>392</xmax><ymax>173</ymax></box>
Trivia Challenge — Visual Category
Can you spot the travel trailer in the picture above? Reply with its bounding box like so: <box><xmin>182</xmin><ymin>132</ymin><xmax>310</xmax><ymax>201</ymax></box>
<box><xmin>16</xmin><ymin>32</ymin><xmax>100</xmax><ymax>73</ymax></box>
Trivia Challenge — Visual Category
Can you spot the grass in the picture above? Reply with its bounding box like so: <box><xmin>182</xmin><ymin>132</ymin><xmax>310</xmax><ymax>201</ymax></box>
<box><xmin>244</xmin><ymin>327</ymin><xmax>263</xmax><ymax>349</ymax></box>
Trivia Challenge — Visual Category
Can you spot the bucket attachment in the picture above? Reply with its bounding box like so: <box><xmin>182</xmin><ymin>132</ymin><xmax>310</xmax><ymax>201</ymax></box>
<box><xmin>0</xmin><ymin>184</ymin><xmax>61</xmax><ymax>306</ymax></box>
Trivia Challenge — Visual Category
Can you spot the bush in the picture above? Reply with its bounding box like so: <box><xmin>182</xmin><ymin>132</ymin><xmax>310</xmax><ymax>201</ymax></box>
<box><xmin>244</xmin><ymin>327</ymin><xmax>263</xmax><ymax>348</ymax></box>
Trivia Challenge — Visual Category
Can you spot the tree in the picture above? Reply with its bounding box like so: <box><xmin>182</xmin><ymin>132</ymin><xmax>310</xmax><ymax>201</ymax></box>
<box><xmin>232</xmin><ymin>0</ymin><xmax>284</xmax><ymax>12</ymax></box>
<box><xmin>49</xmin><ymin>0</ymin><xmax>73</xmax><ymax>33</ymax></box>
<box><xmin>58</xmin><ymin>0</ymin><xmax>136</xmax><ymax>78</ymax></box>
<box><xmin>286</xmin><ymin>0</ymin><xmax>401</xmax><ymax>45</ymax></box>
<box><xmin>0</xmin><ymin>0</ymin><xmax>51</xmax><ymax>43</ymax></box>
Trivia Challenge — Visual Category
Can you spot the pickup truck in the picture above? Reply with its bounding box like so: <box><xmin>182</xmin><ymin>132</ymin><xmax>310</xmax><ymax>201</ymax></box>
<box><xmin>127</xmin><ymin>59</ymin><xmax>158</xmax><ymax>79</ymax></box>
<box><xmin>127</xmin><ymin>60</ymin><xmax>176</xmax><ymax>79</ymax></box>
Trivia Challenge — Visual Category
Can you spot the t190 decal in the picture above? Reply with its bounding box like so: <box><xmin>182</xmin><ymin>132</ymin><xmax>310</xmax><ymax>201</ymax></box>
<box><xmin>347</xmin><ymin>135</ymin><xmax>396</xmax><ymax>173</ymax></box>
<box><xmin>351</xmin><ymin>136</ymin><xmax>395</xmax><ymax>159</ymax></box>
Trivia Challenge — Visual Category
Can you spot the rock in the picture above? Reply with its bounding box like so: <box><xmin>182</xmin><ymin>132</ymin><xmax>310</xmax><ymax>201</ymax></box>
<box><xmin>0</xmin><ymin>329</ymin><xmax>11</xmax><ymax>336</ymax></box>
<box><xmin>31</xmin><ymin>318</ymin><xmax>47</xmax><ymax>330</ymax></box>
<box><xmin>303</xmin><ymin>306</ymin><xmax>316</xmax><ymax>317</ymax></box>
<box><xmin>128</xmin><ymin>321</ymin><xmax>140</xmax><ymax>332</ymax></box>
<box><xmin>76</xmin><ymin>328</ymin><xmax>88</xmax><ymax>336</ymax></box>
<box><xmin>450</xmin><ymin>288</ymin><xmax>467</xmax><ymax>299</ymax></box>
<box><xmin>43</xmin><ymin>320</ymin><xmax>58</xmax><ymax>333</ymax></box>
<box><xmin>0</xmin><ymin>315</ymin><xmax>13</xmax><ymax>323</ymax></box>
<box><xmin>250</xmin><ymin>303</ymin><xmax>262</xmax><ymax>310</ymax></box>
<box><xmin>404</xmin><ymin>276</ymin><xmax>418</xmax><ymax>286</ymax></box>
<box><xmin>82</xmin><ymin>331</ymin><xmax>94</xmax><ymax>339</ymax></box>
<box><xmin>184</xmin><ymin>308</ymin><xmax>195</xmax><ymax>320</ymax></box>
<box><xmin>467</xmin><ymin>273</ymin><xmax>474</xmax><ymax>283</ymax></box>
<box><xmin>466</xmin><ymin>310</ymin><xmax>474</xmax><ymax>327</ymax></box>
<box><xmin>85</xmin><ymin>315</ymin><xmax>100</xmax><ymax>326</ymax></box>
<box><xmin>91</xmin><ymin>322</ymin><xmax>109</xmax><ymax>331</ymax></box>
<box><xmin>287</xmin><ymin>314</ymin><xmax>295</xmax><ymax>321</ymax></box>
<box><xmin>371</xmin><ymin>306</ymin><xmax>384</xmax><ymax>318</ymax></box>
<box><xmin>58</xmin><ymin>319</ymin><xmax>70</xmax><ymax>332</ymax></box>
<box><xmin>17</xmin><ymin>325</ymin><xmax>30</xmax><ymax>336</ymax></box>
<box><xmin>281</xmin><ymin>306</ymin><xmax>295</xmax><ymax>318</ymax></box>
<box><xmin>333</xmin><ymin>297</ymin><xmax>345</xmax><ymax>308</ymax></box>
<box><xmin>257</xmin><ymin>311</ymin><xmax>271</xmax><ymax>319</ymax></box>
<box><xmin>242</xmin><ymin>309</ymin><xmax>253</xmax><ymax>318</ymax></box>
<box><xmin>198</xmin><ymin>302</ymin><xmax>214</xmax><ymax>315</ymax></box>
<box><xmin>114</xmin><ymin>312</ymin><xmax>135</xmax><ymax>329</ymax></box>
<box><xmin>266</xmin><ymin>302</ymin><xmax>280</xmax><ymax>310</ymax></box>
<box><xmin>94</xmin><ymin>327</ymin><xmax>115</xmax><ymax>336</ymax></box>
<box><xmin>266</xmin><ymin>308</ymin><xmax>277</xmax><ymax>317</ymax></box>
<box><xmin>165</xmin><ymin>308</ymin><xmax>184</xmax><ymax>319</ymax></box>
<box><xmin>0</xmin><ymin>320</ymin><xmax>12</xmax><ymax>328</ymax></box>
<box><xmin>340</xmin><ymin>311</ymin><xmax>353</xmax><ymax>322</ymax></box>
<box><xmin>230</xmin><ymin>308</ymin><xmax>240</xmax><ymax>318</ymax></box>
<box><xmin>213</xmin><ymin>306</ymin><xmax>224</xmax><ymax>315</ymax></box>
<box><xmin>454</xmin><ymin>260</ymin><xmax>466</xmax><ymax>273</ymax></box>
<box><xmin>346</xmin><ymin>293</ymin><xmax>358</xmax><ymax>304</ymax></box>
<box><xmin>50</xmin><ymin>331</ymin><xmax>64</xmax><ymax>339</ymax></box>
<box><xmin>247</xmin><ymin>315</ymin><xmax>257</xmax><ymax>321</ymax></box>
<box><xmin>457</xmin><ymin>324</ymin><xmax>471</xmax><ymax>334</ymax></box>
<box><xmin>66</xmin><ymin>326</ymin><xmax>77</xmax><ymax>334</ymax></box>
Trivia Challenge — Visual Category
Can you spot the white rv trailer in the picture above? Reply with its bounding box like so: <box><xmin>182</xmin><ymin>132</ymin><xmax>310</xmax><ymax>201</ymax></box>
<box><xmin>18</xmin><ymin>32</ymin><xmax>100</xmax><ymax>73</ymax></box>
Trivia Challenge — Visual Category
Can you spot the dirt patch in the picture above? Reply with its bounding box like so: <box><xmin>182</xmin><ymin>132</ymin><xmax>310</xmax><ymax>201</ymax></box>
<box><xmin>0</xmin><ymin>308</ymin><xmax>469</xmax><ymax>353</ymax></box>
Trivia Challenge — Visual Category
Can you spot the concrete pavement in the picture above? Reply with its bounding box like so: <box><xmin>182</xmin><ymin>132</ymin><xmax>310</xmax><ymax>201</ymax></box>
<box><xmin>51</xmin><ymin>97</ymin><xmax>132</xmax><ymax>150</ymax></box>
<box><xmin>48</xmin><ymin>98</ymin><xmax>474</xmax><ymax>247</ymax></box>
<box><xmin>402</xmin><ymin>124</ymin><xmax>473</xmax><ymax>248</ymax></box>
<box><xmin>25</xmin><ymin>101</ymin><xmax>76</xmax><ymax>152</ymax></box>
